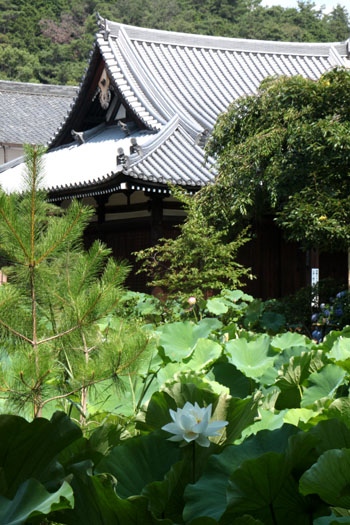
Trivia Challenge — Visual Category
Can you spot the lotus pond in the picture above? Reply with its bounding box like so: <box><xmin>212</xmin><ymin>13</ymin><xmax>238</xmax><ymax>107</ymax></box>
<box><xmin>2</xmin><ymin>289</ymin><xmax>350</xmax><ymax>524</ymax></box>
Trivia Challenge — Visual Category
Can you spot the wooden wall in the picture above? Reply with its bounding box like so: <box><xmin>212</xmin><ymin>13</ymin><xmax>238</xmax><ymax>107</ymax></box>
<box><xmin>83</xmin><ymin>204</ymin><xmax>347</xmax><ymax>301</ymax></box>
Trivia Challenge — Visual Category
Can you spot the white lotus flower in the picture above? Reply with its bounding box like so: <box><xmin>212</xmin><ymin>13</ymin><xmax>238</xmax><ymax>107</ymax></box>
<box><xmin>161</xmin><ymin>401</ymin><xmax>228</xmax><ymax>447</ymax></box>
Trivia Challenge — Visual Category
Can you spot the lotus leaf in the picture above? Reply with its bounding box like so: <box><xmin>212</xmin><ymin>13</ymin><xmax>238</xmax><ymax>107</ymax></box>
<box><xmin>222</xmin><ymin>452</ymin><xmax>313</xmax><ymax>524</ymax></box>
<box><xmin>95</xmin><ymin>431</ymin><xmax>181</xmax><ymax>498</ymax></box>
<box><xmin>157</xmin><ymin>318</ymin><xmax>222</xmax><ymax>361</ymax></box>
<box><xmin>0</xmin><ymin>479</ymin><xmax>73</xmax><ymax>525</ymax></box>
<box><xmin>300</xmin><ymin>448</ymin><xmax>350</xmax><ymax>508</ymax></box>
<box><xmin>226</xmin><ymin>335</ymin><xmax>275</xmax><ymax>379</ymax></box>
<box><xmin>301</xmin><ymin>364</ymin><xmax>346</xmax><ymax>407</ymax></box>
<box><xmin>184</xmin><ymin>425</ymin><xmax>298</xmax><ymax>522</ymax></box>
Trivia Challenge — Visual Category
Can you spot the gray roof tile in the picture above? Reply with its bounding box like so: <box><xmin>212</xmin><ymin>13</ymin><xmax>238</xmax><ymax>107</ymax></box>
<box><xmin>0</xmin><ymin>81</ymin><xmax>77</xmax><ymax>145</ymax></box>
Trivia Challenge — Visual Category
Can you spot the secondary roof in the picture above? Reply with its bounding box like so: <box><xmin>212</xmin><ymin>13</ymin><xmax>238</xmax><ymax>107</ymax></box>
<box><xmin>0</xmin><ymin>81</ymin><xmax>77</xmax><ymax>145</ymax></box>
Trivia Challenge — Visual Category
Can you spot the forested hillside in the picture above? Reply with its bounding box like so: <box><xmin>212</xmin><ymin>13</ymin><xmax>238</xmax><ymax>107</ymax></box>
<box><xmin>0</xmin><ymin>0</ymin><xmax>349</xmax><ymax>85</ymax></box>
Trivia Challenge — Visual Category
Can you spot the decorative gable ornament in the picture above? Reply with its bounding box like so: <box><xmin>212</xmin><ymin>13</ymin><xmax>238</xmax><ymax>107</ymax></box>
<box><xmin>98</xmin><ymin>68</ymin><xmax>111</xmax><ymax>110</ymax></box>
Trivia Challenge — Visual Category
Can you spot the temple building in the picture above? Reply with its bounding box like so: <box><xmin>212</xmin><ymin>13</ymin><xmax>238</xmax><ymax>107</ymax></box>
<box><xmin>1</xmin><ymin>17</ymin><xmax>350</xmax><ymax>297</ymax></box>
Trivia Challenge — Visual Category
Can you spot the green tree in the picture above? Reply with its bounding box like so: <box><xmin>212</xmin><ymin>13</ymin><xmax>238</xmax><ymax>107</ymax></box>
<box><xmin>205</xmin><ymin>67</ymin><xmax>350</xmax><ymax>254</ymax></box>
<box><xmin>326</xmin><ymin>4</ymin><xmax>350</xmax><ymax>41</ymax></box>
<box><xmin>135</xmin><ymin>187</ymin><xmax>252</xmax><ymax>300</ymax></box>
<box><xmin>0</xmin><ymin>0</ymin><xmax>349</xmax><ymax>84</ymax></box>
<box><xmin>0</xmin><ymin>146</ymin><xmax>148</xmax><ymax>420</ymax></box>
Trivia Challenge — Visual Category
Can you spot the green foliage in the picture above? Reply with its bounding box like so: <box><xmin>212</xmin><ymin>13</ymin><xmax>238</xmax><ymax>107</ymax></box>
<box><xmin>0</xmin><ymin>0</ymin><xmax>349</xmax><ymax>84</ymax></box>
<box><xmin>3</xmin><ymin>289</ymin><xmax>350</xmax><ymax>521</ymax></box>
<box><xmin>206</xmin><ymin>68</ymin><xmax>350</xmax><ymax>252</ymax></box>
<box><xmin>135</xmin><ymin>187</ymin><xmax>252</xmax><ymax>300</ymax></box>
<box><xmin>0</xmin><ymin>146</ymin><xmax>148</xmax><ymax>420</ymax></box>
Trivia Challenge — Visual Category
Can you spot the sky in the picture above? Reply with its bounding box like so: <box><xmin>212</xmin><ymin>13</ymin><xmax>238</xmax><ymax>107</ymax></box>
<box><xmin>260</xmin><ymin>0</ymin><xmax>348</xmax><ymax>13</ymax></box>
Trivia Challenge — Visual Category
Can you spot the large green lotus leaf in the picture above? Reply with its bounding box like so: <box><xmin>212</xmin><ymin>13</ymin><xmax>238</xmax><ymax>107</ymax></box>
<box><xmin>239</xmin><ymin>409</ymin><xmax>287</xmax><ymax>442</ymax></box>
<box><xmin>284</xmin><ymin>429</ymin><xmax>319</xmax><ymax>476</ymax></box>
<box><xmin>214</xmin><ymin>392</ymin><xmax>260</xmax><ymax>444</ymax></box>
<box><xmin>275</xmin><ymin>386</ymin><xmax>301</xmax><ymax>410</ymax></box>
<box><xmin>222</xmin><ymin>290</ymin><xmax>253</xmax><ymax>303</ymax></box>
<box><xmin>157</xmin><ymin>362</ymin><xmax>187</xmax><ymax>385</ymax></box>
<box><xmin>327</xmin><ymin>337</ymin><xmax>350</xmax><ymax>372</ymax></box>
<box><xmin>139</xmin><ymin>391</ymin><xmax>178</xmax><ymax>433</ymax></box>
<box><xmin>301</xmin><ymin>364</ymin><xmax>346</xmax><ymax>408</ymax></box>
<box><xmin>275</xmin><ymin>353</ymin><xmax>313</xmax><ymax>409</ymax></box>
<box><xmin>309</xmin><ymin>419</ymin><xmax>350</xmax><ymax>453</ymax></box>
<box><xmin>283</xmin><ymin>408</ymin><xmax>316</xmax><ymax>427</ymax></box>
<box><xmin>177</xmin><ymin>370</ymin><xmax>229</xmax><ymax>396</ymax></box>
<box><xmin>157</xmin><ymin>319</ymin><xmax>222</xmax><ymax>361</ymax></box>
<box><xmin>183</xmin><ymin>425</ymin><xmax>298</xmax><ymax>522</ymax></box>
<box><xmin>207</xmin><ymin>297</ymin><xmax>229</xmax><ymax>314</ymax></box>
<box><xmin>225</xmin><ymin>335</ymin><xmax>275</xmax><ymax>379</ymax></box>
<box><xmin>328</xmin><ymin>336</ymin><xmax>350</xmax><ymax>361</ymax></box>
<box><xmin>58</xmin><ymin>472</ymin><xmax>172</xmax><ymax>525</ymax></box>
<box><xmin>328</xmin><ymin>398</ymin><xmax>350</xmax><ymax>428</ymax></box>
<box><xmin>141</xmin><ymin>460</ymin><xmax>185</xmax><ymax>520</ymax></box>
<box><xmin>0</xmin><ymin>412</ymin><xmax>81</xmax><ymax>498</ymax></box>
<box><xmin>277</xmin><ymin>353</ymin><xmax>313</xmax><ymax>390</ymax></box>
<box><xmin>322</xmin><ymin>326</ymin><xmax>350</xmax><ymax>351</ymax></box>
<box><xmin>271</xmin><ymin>332</ymin><xmax>313</xmax><ymax>352</ymax></box>
<box><xmin>275</xmin><ymin>346</ymin><xmax>308</xmax><ymax>370</ymax></box>
<box><xmin>211</xmin><ymin>362</ymin><xmax>254</xmax><ymax>398</ymax></box>
<box><xmin>163</xmin><ymin>382</ymin><xmax>219</xmax><ymax>410</ymax></box>
<box><xmin>186</xmin><ymin>339</ymin><xmax>222</xmax><ymax>370</ymax></box>
<box><xmin>0</xmin><ymin>479</ymin><xmax>73</xmax><ymax>525</ymax></box>
<box><xmin>58</xmin><ymin>422</ymin><xmax>130</xmax><ymax>473</ymax></box>
<box><xmin>258</xmin><ymin>366</ymin><xmax>279</xmax><ymax>386</ymax></box>
<box><xmin>89</xmin><ymin>374</ymin><xmax>160</xmax><ymax>418</ymax></box>
<box><xmin>95</xmin><ymin>431</ymin><xmax>181</xmax><ymax>498</ymax></box>
<box><xmin>300</xmin><ymin>448</ymin><xmax>350</xmax><ymax>508</ymax></box>
<box><xmin>221</xmin><ymin>452</ymin><xmax>313</xmax><ymax>524</ymax></box>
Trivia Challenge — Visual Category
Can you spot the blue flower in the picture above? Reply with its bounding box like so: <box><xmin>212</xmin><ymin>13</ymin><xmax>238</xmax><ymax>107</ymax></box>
<box><xmin>336</xmin><ymin>291</ymin><xmax>347</xmax><ymax>299</ymax></box>
<box><xmin>335</xmin><ymin>307</ymin><xmax>343</xmax><ymax>317</ymax></box>
<box><xmin>312</xmin><ymin>329</ymin><xmax>322</xmax><ymax>342</ymax></box>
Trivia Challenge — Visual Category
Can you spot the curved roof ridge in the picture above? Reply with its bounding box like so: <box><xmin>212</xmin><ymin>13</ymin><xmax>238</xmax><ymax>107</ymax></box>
<box><xmin>127</xmin><ymin>116</ymin><xmax>215</xmax><ymax>186</ymax></box>
<box><xmin>329</xmin><ymin>45</ymin><xmax>348</xmax><ymax>66</ymax></box>
<box><xmin>129</xmin><ymin>115</ymin><xmax>180</xmax><ymax>163</ymax></box>
<box><xmin>116</xmin><ymin>26</ymin><xmax>203</xmax><ymax>135</ymax></box>
<box><xmin>105</xmin><ymin>19</ymin><xmax>349</xmax><ymax>57</ymax></box>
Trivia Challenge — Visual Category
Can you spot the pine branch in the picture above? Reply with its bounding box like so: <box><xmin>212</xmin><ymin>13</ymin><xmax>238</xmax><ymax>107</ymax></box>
<box><xmin>37</xmin><ymin>324</ymin><xmax>81</xmax><ymax>345</ymax></box>
<box><xmin>0</xmin><ymin>206</ymin><xmax>30</xmax><ymax>261</ymax></box>
<box><xmin>0</xmin><ymin>318</ymin><xmax>33</xmax><ymax>344</ymax></box>
<box><xmin>35</xmin><ymin>205</ymin><xmax>84</xmax><ymax>265</ymax></box>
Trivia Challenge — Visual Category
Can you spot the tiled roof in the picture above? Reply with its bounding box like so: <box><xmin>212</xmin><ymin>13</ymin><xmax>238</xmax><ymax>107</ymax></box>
<box><xmin>1</xmin><ymin>21</ymin><xmax>349</xmax><ymax>195</ymax></box>
<box><xmin>98</xmin><ymin>20</ymin><xmax>350</xmax><ymax>136</ymax></box>
<box><xmin>0</xmin><ymin>118</ymin><xmax>215</xmax><ymax>194</ymax></box>
<box><xmin>0</xmin><ymin>81</ymin><xmax>77</xmax><ymax>144</ymax></box>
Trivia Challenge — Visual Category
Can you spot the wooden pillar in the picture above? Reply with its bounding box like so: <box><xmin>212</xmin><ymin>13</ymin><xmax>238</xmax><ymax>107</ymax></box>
<box><xmin>96</xmin><ymin>195</ymin><xmax>109</xmax><ymax>224</ymax></box>
<box><xmin>149</xmin><ymin>195</ymin><xmax>163</xmax><ymax>245</ymax></box>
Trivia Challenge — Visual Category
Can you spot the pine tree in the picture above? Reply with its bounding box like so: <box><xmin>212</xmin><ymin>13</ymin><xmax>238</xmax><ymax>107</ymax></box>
<box><xmin>0</xmin><ymin>146</ymin><xmax>148</xmax><ymax>421</ymax></box>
